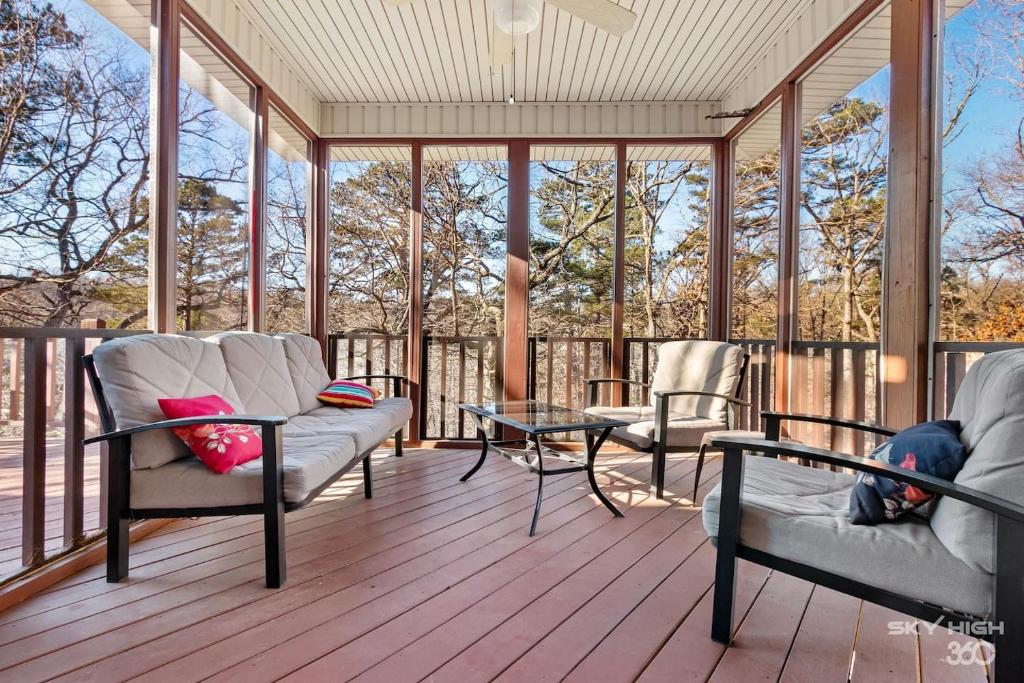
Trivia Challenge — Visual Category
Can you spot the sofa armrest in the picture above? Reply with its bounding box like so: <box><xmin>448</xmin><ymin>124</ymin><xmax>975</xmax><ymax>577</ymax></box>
<box><xmin>711</xmin><ymin>435</ymin><xmax>1024</xmax><ymax>524</ymax></box>
<box><xmin>761</xmin><ymin>411</ymin><xmax>897</xmax><ymax>440</ymax></box>
<box><xmin>83</xmin><ymin>415</ymin><xmax>289</xmax><ymax>445</ymax></box>
<box><xmin>345</xmin><ymin>374</ymin><xmax>406</xmax><ymax>397</ymax></box>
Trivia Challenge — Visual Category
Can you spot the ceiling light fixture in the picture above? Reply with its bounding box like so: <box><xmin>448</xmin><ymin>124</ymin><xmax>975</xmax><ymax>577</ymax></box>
<box><xmin>493</xmin><ymin>0</ymin><xmax>543</xmax><ymax>36</ymax></box>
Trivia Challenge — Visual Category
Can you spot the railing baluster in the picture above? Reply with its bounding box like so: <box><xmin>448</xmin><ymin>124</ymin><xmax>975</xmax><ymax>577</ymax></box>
<box><xmin>829</xmin><ymin>349</ymin><xmax>843</xmax><ymax>454</ymax></box>
<box><xmin>22</xmin><ymin>337</ymin><xmax>47</xmax><ymax>567</ymax></box>
<box><xmin>457</xmin><ymin>342</ymin><xmax>466</xmax><ymax>439</ymax></box>
<box><xmin>811</xmin><ymin>348</ymin><xmax>825</xmax><ymax>448</ymax></box>
<box><xmin>384</xmin><ymin>339</ymin><xmax>393</xmax><ymax>397</ymax></box>
<box><xmin>63</xmin><ymin>338</ymin><xmax>86</xmax><ymax>549</ymax></box>
<box><xmin>641</xmin><ymin>342</ymin><xmax>650</xmax><ymax>405</ymax></box>
<box><xmin>439</xmin><ymin>339</ymin><xmax>448</xmax><ymax>439</ymax></box>
<box><xmin>346</xmin><ymin>338</ymin><xmax>355</xmax><ymax>378</ymax></box>
<box><xmin>852</xmin><ymin>349</ymin><xmax>867</xmax><ymax>455</ymax></box>
<box><xmin>545</xmin><ymin>337</ymin><xmax>553</xmax><ymax>406</ymax></box>
<box><xmin>9</xmin><ymin>338</ymin><xmax>22</xmax><ymax>421</ymax></box>
<box><xmin>946</xmin><ymin>352</ymin><xmax>966</xmax><ymax>416</ymax></box>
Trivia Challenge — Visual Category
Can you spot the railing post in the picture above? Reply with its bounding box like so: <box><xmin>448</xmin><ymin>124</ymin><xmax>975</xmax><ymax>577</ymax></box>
<box><xmin>22</xmin><ymin>337</ymin><xmax>47</xmax><ymax>567</ymax></box>
<box><xmin>64</xmin><ymin>337</ymin><xmax>86</xmax><ymax>549</ymax></box>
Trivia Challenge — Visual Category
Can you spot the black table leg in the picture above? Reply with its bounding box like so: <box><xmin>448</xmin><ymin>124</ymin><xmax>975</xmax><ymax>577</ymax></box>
<box><xmin>586</xmin><ymin>427</ymin><xmax>623</xmax><ymax>518</ymax></box>
<box><xmin>529</xmin><ymin>434</ymin><xmax>545</xmax><ymax>536</ymax></box>
<box><xmin>460</xmin><ymin>418</ymin><xmax>489</xmax><ymax>482</ymax></box>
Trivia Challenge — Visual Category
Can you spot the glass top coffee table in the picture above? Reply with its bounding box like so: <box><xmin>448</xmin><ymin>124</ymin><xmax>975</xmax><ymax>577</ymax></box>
<box><xmin>458</xmin><ymin>400</ymin><xmax>629</xmax><ymax>536</ymax></box>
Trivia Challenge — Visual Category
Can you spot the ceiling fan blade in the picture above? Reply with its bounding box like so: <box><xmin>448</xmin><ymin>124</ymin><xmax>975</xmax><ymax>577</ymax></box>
<box><xmin>491</xmin><ymin>20</ymin><xmax>514</xmax><ymax>67</ymax></box>
<box><xmin>546</xmin><ymin>0</ymin><xmax>637</xmax><ymax>36</ymax></box>
<box><xmin>381</xmin><ymin>0</ymin><xmax>416</xmax><ymax>6</ymax></box>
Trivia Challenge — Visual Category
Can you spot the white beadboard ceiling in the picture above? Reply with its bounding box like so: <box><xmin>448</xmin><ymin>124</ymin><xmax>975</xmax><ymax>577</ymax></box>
<box><xmin>231</xmin><ymin>0</ymin><xmax>819</xmax><ymax>105</ymax></box>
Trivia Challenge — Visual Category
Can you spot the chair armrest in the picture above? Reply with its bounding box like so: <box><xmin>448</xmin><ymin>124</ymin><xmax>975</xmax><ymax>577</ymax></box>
<box><xmin>761</xmin><ymin>411</ymin><xmax>897</xmax><ymax>438</ymax></box>
<box><xmin>584</xmin><ymin>378</ymin><xmax>651</xmax><ymax>388</ymax></box>
<box><xmin>653</xmin><ymin>389</ymin><xmax>750</xmax><ymax>407</ymax></box>
<box><xmin>344</xmin><ymin>374</ymin><xmax>406</xmax><ymax>397</ymax></box>
<box><xmin>584</xmin><ymin>378</ymin><xmax>649</xmax><ymax>408</ymax></box>
<box><xmin>83</xmin><ymin>415</ymin><xmax>288</xmax><ymax>445</ymax></box>
<box><xmin>711</xmin><ymin>435</ymin><xmax>1024</xmax><ymax>524</ymax></box>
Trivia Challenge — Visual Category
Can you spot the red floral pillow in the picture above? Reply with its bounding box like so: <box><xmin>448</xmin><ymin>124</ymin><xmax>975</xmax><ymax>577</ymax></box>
<box><xmin>157</xmin><ymin>395</ymin><xmax>262</xmax><ymax>474</ymax></box>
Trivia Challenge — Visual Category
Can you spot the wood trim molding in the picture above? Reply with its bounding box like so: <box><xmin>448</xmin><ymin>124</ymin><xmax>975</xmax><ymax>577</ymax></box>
<box><xmin>320</xmin><ymin>102</ymin><xmax>721</xmax><ymax>138</ymax></box>
<box><xmin>724</xmin><ymin>0</ymin><xmax>888</xmax><ymax>141</ymax></box>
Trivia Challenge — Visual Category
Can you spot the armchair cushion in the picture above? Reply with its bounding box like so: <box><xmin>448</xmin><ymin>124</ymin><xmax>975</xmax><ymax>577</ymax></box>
<box><xmin>931</xmin><ymin>349</ymin><xmax>1024</xmax><ymax>572</ymax></box>
<box><xmin>703</xmin><ymin>455</ymin><xmax>992</xmax><ymax>617</ymax></box>
<box><xmin>650</xmin><ymin>341</ymin><xmax>745</xmax><ymax>423</ymax></box>
<box><xmin>130</xmin><ymin>433</ymin><xmax>357</xmax><ymax>508</ymax></box>
<box><xmin>584</xmin><ymin>405</ymin><xmax>724</xmax><ymax>449</ymax></box>
<box><xmin>276</xmin><ymin>333</ymin><xmax>332</xmax><ymax>413</ymax></box>
<box><xmin>92</xmin><ymin>334</ymin><xmax>245</xmax><ymax>469</ymax></box>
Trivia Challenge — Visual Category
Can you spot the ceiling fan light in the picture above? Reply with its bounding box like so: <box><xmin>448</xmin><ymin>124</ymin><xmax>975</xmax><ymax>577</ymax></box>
<box><xmin>494</xmin><ymin>0</ymin><xmax>543</xmax><ymax>36</ymax></box>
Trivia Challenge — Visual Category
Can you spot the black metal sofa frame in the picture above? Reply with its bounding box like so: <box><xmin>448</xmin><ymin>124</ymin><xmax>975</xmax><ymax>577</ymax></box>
<box><xmin>83</xmin><ymin>355</ymin><xmax>405</xmax><ymax>589</ymax></box>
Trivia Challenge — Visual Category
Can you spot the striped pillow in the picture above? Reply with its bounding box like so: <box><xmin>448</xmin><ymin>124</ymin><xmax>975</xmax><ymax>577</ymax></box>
<box><xmin>317</xmin><ymin>379</ymin><xmax>381</xmax><ymax>408</ymax></box>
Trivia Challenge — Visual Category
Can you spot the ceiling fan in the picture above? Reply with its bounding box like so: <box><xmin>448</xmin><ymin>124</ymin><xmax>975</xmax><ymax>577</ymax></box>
<box><xmin>382</xmin><ymin>0</ymin><xmax>638</xmax><ymax>66</ymax></box>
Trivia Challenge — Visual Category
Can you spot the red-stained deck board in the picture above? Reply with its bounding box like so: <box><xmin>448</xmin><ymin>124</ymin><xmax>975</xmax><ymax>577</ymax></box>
<box><xmin>0</xmin><ymin>448</ymin><xmax>987</xmax><ymax>683</ymax></box>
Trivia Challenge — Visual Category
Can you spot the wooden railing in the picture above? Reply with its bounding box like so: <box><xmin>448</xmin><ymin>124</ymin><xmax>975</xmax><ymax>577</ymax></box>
<box><xmin>0</xmin><ymin>325</ymin><xmax>148</xmax><ymax>583</ymax></box>
<box><xmin>933</xmin><ymin>341</ymin><xmax>1024</xmax><ymax>418</ymax></box>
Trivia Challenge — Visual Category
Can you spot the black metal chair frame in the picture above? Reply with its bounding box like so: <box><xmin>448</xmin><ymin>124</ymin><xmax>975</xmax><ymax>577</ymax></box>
<box><xmin>710</xmin><ymin>411</ymin><xmax>1024</xmax><ymax>682</ymax></box>
<box><xmin>83</xmin><ymin>355</ymin><xmax>405</xmax><ymax>589</ymax></box>
<box><xmin>584</xmin><ymin>352</ymin><xmax>750</xmax><ymax>500</ymax></box>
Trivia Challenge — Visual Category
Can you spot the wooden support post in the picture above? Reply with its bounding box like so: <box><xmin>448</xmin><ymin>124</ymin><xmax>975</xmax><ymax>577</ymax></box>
<box><xmin>709</xmin><ymin>138</ymin><xmax>732</xmax><ymax>342</ymax></box>
<box><xmin>610</xmin><ymin>142</ymin><xmax>626</xmax><ymax>405</ymax></box>
<box><xmin>882</xmin><ymin>0</ymin><xmax>935</xmax><ymax>429</ymax></box>
<box><xmin>148</xmin><ymin>0</ymin><xmax>180</xmax><ymax>333</ymax></box>
<box><xmin>505</xmin><ymin>140</ymin><xmax>530</xmax><ymax>406</ymax></box>
<box><xmin>407</xmin><ymin>142</ymin><xmax>424</xmax><ymax>443</ymax></box>
<box><xmin>775</xmin><ymin>81</ymin><xmax>801</xmax><ymax>418</ymax></box>
<box><xmin>311</xmin><ymin>139</ymin><xmax>330</xmax><ymax>360</ymax></box>
<box><xmin>22</xmin><ymin>338</ymin><xmax>47</xmax><ymax>567</ymax></box>
<box><xmin>248</xmin><ymin>86</ymin><xmax>268</xmax><ymax>332</ymax></box>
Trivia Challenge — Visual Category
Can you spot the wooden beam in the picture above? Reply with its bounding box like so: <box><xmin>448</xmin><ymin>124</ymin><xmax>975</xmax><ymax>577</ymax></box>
<box><xmin>709</xmin><ymin>138</ymin><xmax>732</xmax><ymax>341</ymax></box>
<box><xmin>148</xmin><ymin>0</ymin><xmax>180</xmax><ymax>333</ymax></box>
<box><xmin>249</xmin><ymin>86</ymin><xmax>269</xmax><ymax>332</ymax></box>
<box><xmin>504</xmin><ymin>140</ymin><xmax>530</xmax><ymax>405</ymax></box>
<box><xmin>311</xmin><ymin>139</ymin><xmax>330</xmax><ymax>357</ymax></box>
<box><xmin>610</xmin><ymin>142</ymin><xmax>626</xmax><ymax>405</ymax></box>
<box><xmin>882</xmin><ymin>0</ymin><xmax>935</xmax><ymax>428</ymax></box>
<box><xmin>407</xmin><ymin>142</ymin><xmax>424</xmax><ymax>443</ymax></box>
<box><xmin>775</xmin><ymin>81</ymin><xmax>801</xmax><ymax>416</ymax></box>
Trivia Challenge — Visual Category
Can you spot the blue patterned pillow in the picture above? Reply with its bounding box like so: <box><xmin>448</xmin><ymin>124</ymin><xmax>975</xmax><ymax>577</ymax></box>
<box><xmin>849</xmin><ymin>420</ymin><xmax>967</xmax><ymax>525</ymax></box>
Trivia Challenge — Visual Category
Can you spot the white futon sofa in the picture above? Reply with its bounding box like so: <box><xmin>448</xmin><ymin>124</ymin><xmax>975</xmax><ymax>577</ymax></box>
<box><xmin>83</xmin><ymin>332</ymin><xmax>412</xmax><ymax>587</ymax></box>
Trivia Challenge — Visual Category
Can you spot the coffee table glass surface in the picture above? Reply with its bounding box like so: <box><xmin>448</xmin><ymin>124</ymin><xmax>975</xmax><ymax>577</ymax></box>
<box><xmin>458</xmin><ymin>400</ymin><xmax>628</xmax><ymax>434</ymax></box>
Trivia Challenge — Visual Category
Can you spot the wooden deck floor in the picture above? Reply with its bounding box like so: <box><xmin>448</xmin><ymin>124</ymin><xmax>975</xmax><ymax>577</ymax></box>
<box><xmin>0</xmin><ymin>447</ymin><xmax>989</xmax><ymax>682</ymax></box>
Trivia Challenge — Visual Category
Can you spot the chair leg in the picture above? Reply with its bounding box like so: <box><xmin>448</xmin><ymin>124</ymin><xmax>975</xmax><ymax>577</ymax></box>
<box><xmin>394</xmin><ymin>428</ymin><xmax>403</xmax><ymax>457</ymax></box>
<box><xmin>994</xmin><ymin>517</ymin><xmax>1024</xmax><ymax>682</ymax></box>
<box><xmin>106</xmin><ymin>437</ymin><xmax>130</xmax><ymax>583</ymax></box>
<box><xmin>262</xmin><ymin>426</ymin><xmax>286</xmax><ymax>588</ymax></box>
<box><xmin>651</xmin><ymin>442</ymin><xmax>667</xmax><ymax>499</ymax></box>
<box><xmin>693</xmin><ymin>444</ymin><xmax>708</xmax><ymax>504</ymax></box>
<box><xmin>362</xmin><ymin>454</ymin><xmax>373</xmax><ymax>499</ymax></box>
<box><xmin>711</xmin><ymin>446</ymin><xmax>745</xmax><ymax>644</ymax></box>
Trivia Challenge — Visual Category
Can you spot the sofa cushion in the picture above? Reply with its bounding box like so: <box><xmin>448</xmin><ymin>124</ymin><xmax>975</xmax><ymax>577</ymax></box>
<box><xmin>130</xmin><ymin>433</ymin><xmax>357</xmax><ymax>507</ymax></box>
<box><xmin>849</xmin><ymin>420</ymin><xmax>967</xmax><ymax>525</ymax></box>
<box><xmin>276</xmin><ymin>333</ymin><xmax>331</xmax><ymax>413</ymax></box>
<box><xmin>931</xmin><ymin>349</ymin><xmax>1024</xmax><ymax>572</ymax></box>
<box><xmin>92</xmin><ymin>334</ymin><xmax>245</xmax><ymax>469</ymax></box>
<box><xmin>584</xmin><ymin>405</ymin><xmax>724</xmax><ymax>449</ymax></box>
<box><xmin>158</xmin><ymin>394</ymin><xmax>263</xmax><ymax>473</ymax></box>
<box><xmin>209</xmin><ymin>332</ymin><xmax>301</xmax><ymax>417</ymax></box>
<box><xmin>299</xmin><ymin>398</ymin><xmax>412</xmax><ymax>453</ymax></box>
<box><xmin>703</xmin><ymin>455</ymin><xmax>992</xmax><ymax>617</ymax></box>
<box><xmin>649</xmin><ymin>341</ymin><xmax>745</xmax><ymax>423</ymax></box>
